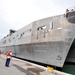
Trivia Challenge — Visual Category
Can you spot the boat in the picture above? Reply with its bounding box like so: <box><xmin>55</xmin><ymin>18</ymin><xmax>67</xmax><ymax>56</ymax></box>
<box><xmin>0</xmin><ymin>7</ymin><xmax>75</xmax><ymax>74</ymax></box>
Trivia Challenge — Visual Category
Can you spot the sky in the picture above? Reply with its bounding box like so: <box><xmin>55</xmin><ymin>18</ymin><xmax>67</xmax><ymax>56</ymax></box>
<box><xmin>0</xmin><ymin>0</ymin><xmax>75</xmax><ymax>40</ymax></box>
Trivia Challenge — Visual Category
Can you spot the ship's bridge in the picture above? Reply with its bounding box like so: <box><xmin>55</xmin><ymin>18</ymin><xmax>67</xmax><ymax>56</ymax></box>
<box><xmin>66</xmin><ymin>7</ymin><xmax>75</xmax><ymax>23</ymax></box>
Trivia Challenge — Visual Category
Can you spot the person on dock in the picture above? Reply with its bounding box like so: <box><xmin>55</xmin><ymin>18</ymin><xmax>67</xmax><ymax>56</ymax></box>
<box><xmin>5</xmin><ymin>50</ymin><xmax>12</xmax><ymax>67</ymax></box>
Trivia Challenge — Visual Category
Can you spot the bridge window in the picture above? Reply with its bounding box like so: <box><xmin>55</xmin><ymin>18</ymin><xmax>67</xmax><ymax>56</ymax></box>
<box><xmin>18</xmin><ymin>34</ymin><xmax>21</xmax><ymax>39</ymax></box>
<box><xmin>3</xmin><ymin>40</ymin><xmax>6</xmax><ymax>44</ymax></box>
<box><xmin>49</xmin><ymin>22</ymin><xmax>53</xmax><ymax>31</ymax></box>
<box><xmin>9</xmin><ymin>39</ymin><xmax>11</xmax><ymax>42</ymax></box>
<box><xmin>37</xmin><ymin>25</ymin><xmax>46</xmax><ymax>31</ymax></box>
<box><xmin>50</xmin><ymin>22</ymin><xmax>53</xmax><ymax>29</ymax></box>
<box><xmin>13</xmin><ymin>37</ymin><xmax>15</xmax><ymax>39</ymax></box>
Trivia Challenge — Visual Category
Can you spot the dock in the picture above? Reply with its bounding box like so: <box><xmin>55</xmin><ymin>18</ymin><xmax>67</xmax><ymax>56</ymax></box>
<box><xmin>0</xmin><ymin>54</ymin><xmax>71</xmax><ymax>75</ymax></box>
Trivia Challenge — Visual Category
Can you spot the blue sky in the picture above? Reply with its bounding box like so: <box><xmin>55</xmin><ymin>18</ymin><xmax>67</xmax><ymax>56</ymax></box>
<box><xmin>0</xmin><ymin>0</ymin><xmax>75</xmax><ymax>40</ymax></box>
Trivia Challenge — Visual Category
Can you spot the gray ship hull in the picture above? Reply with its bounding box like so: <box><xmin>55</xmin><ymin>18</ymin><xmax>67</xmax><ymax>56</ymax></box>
<box><xmin>1</xmin><ymin>39</ymin><xmax>74</xmax><ymax>67</ymax></box>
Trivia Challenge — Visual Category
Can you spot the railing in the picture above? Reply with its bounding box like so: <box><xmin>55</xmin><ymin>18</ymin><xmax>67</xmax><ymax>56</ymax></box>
<box><xmin>66</xmin><ymin>6</ymin><xmax>75</xmax><ymax>13</ymax></box>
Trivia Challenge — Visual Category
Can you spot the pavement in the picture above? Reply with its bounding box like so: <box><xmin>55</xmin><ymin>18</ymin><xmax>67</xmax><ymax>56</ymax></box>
<box><xmin>0</xmin><ymin>54</ymin><xmax>71</xmax><ymax>75</ymax></box>
<box><xmin>0</xmin><ymin>57</ymin><xmax>26</xmax><ymax>75</ymax></box>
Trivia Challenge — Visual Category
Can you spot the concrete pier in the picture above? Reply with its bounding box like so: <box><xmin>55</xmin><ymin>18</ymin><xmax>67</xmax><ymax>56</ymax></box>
<box><xmin>0</xmin><ymin>54</ymin><xmax>71</xmax><ymax>75</ymax></box>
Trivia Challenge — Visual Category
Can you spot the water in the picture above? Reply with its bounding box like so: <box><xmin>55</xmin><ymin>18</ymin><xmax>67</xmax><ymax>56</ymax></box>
<box><xmin>62</xmin><ymin>63</ymin><xmax>75</xmax><ymax>75</ymax></box>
